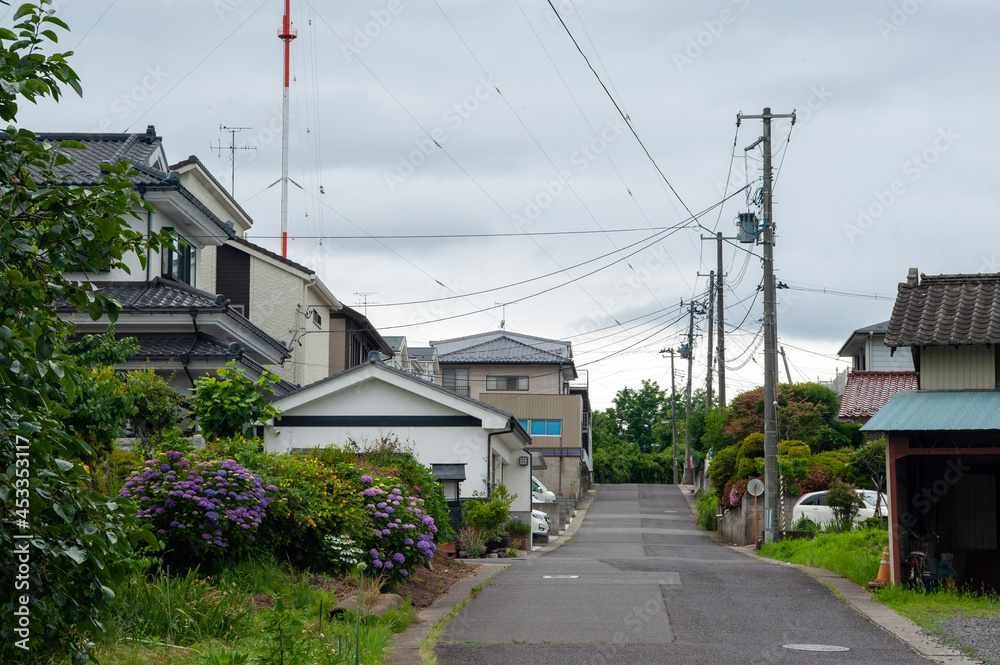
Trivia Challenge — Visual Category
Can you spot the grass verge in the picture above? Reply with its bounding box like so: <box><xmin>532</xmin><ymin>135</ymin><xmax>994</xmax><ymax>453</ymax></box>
<box><xmin>418</xmin><ymin>584</ymin><xmax>484</xmax><ymax>665</ymax></box>
<box><xmin>757</xmin><ymin>529</ymin><xmax>1000</xmax><ymax>634</ymax></box>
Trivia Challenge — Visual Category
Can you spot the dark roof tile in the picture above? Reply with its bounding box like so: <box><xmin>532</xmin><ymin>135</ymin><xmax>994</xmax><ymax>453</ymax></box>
<box><xmin>837</xmin><ymin>371</ymin><xmax>919</xmax><ymax>422</ymax></box>
<box><xmin>886</xmin><ymin>273</ymin><xmax>1000</xmax><ymax>347</ymax></box>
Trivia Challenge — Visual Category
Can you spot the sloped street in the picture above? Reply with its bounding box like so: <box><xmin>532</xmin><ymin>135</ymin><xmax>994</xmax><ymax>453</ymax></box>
<box><xmin>436</xmin><ymin>484</ymin><xmax>933</xmax><ymax>665</ymax></box>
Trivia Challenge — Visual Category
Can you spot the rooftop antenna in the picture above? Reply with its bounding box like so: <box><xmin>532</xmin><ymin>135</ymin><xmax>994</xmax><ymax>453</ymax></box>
<box><xmin>211</xmin><ymin>125</ymin><xmax>255</xmax><ymax>197</ymax></box>
<box><xmin>355</xmin><ymin>292</ymin><xmax>378</xmax><ymax>317</ymax></box>
<box><xmin>496</xmin><ymin>302</ymin><xmax>507</xmax><ymax>330</ymax></box>
<box><xmin>278</xmin><ymin>0</ymin><xmax>297</xmax><ymax>258</ymax></box>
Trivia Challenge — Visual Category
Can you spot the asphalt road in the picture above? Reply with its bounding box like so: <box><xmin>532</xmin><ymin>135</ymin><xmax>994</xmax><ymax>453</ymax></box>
<box><xmin>436</xmin><ymin>483</ymin><xmax>933</xmax><ymax>665</ymax></box>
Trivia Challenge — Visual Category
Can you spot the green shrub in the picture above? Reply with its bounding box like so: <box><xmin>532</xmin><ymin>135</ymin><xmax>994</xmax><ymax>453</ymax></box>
<box><xmin>504</xmin><ymin>518</ymin><xmax>531</xmax><ymax>536</ymax></box>
<box><xmin>739</xmin><ymin>432</ymin><xmax>765</xmax><ymax>458</ymax></box>
<box><xmin>792</xmin><ymin>515</ymin><xmax>820</xmax><ymax>532</ymax></box>
<box><xmin>826</xmin><ymin>480</ymin><xmax>865</xmax><ymax>532</ymax></box>
<box><xmin>708</xmin><ymin>444</ymin><xmax>739</xmax><ymax>500</ymax></box>
<box><xmin>697</xmin><ymin>491</ymin><xmax>718</xmax><ymax>531</ymax></box>
<box><xmin>779</xmin><ymin>440</ymin><xmax>811</xmax><ymax>457</ymax></box>
<box><xmin>463</xmin><ymin>485</ymin><xmax>515</xmax><ymax>537</ymax></box>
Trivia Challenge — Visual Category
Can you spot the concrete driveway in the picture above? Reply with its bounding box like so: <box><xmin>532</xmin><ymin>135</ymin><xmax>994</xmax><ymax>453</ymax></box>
<box><xmin>435</xmin><ymin>483</ymin><xmax>934</xmax><ymax>664</ymax></box>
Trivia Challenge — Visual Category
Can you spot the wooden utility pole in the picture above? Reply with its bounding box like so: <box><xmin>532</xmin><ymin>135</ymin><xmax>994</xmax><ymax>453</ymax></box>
<box><xmin>706</xmin><ymin>271</ymin><xmax>715</xmax><ymax>409</ymax></box>
<box><xmin>738</xmin><ymin>107</ymin><xmax>795</xmax><ymax>543</ymax></box>
<box><xmin>781</xmin><ymin>346</ymin><xmax>792</xmax><ymax>385</ymax></box>
<box><xmin>661</xmin><ymin>348</ymin><xmax>680</xmax><ymax>485</ymax></box>
<box><xmin>717</xmin><ymin>233</ymin><xmax>726</xmax><ymax>408</ymax></box>
<box><xmin>682</xmin><ymin>301</ymin><xmax>697</xmax><ymax>484</ymax></box>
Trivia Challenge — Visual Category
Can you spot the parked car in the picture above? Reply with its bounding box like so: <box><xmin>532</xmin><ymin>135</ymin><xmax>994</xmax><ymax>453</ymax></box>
<box><xmin>532</xmin><ymin>476</ymin><xmax>556</xmax><ymax>503</ymax></box>
<box><xmin>531</xmin><ymin>509</ymin><xmax>551</xmax><ymax>536</ymax></box>
<box><xmin>792</xmin><ymin>489</ymin><xmax>889</xmax><ymax>527</ymax></box>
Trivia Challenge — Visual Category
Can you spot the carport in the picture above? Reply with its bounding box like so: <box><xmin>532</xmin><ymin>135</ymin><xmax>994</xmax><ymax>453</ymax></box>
<box><xmin>863</xmin><ymin>390</ymin><xmax>1000</xmax><ymax>588</ymax></box>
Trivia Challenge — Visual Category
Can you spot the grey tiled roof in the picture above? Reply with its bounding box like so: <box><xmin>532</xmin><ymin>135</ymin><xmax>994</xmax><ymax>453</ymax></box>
<box><xmin>57</xmin><ymin>278</ymin><xmax>289</xmax><ymax>358</ymax></box>
<box><xmin>133</xmin><ymin>333</ymin><xmax>241</xmax><ymax>360</ymax></box>
<box><xmin>408</xmin><ymin>346</ymin><xmax>436</xmax><ymax>360</ymax></box>
<box><xmin>30</xmin><ymin>130</ymin><xmax>235</xmax><ymax>240</ymax></box>
<box><xmin>230</xmin><ymin>237</ymin><xmax>314</xmax><ymax>275</ymax></box>
<box><xmin>437</xmin><ymin>334</ymin><xmax>570</xmax><ymax>364</ymax></box>
<box><xmin>34</xmin><ymin>130</ymin><xmax>169</xmax><ymax>186</ymax></box>
<box><xmin>885</xmin><ymin>273</ymin><xmax>1000</xmax><ymax>347</ymax></box>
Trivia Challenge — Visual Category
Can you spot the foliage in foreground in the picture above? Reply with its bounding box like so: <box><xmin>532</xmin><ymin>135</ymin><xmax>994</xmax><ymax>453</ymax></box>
<box><xmin>1</xmin><ymin>4</ymin><xmax>170</xmax><ymax>660</ymax></box>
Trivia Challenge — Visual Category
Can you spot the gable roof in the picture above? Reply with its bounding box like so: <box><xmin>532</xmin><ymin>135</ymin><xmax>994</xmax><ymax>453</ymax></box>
<box><xmin>837</xmin><ymin>321</ymin><xmax>890</xmax><ymax>357</ymax></box>
<box><xmin>30</xmin><ymin>128</ymin><xmax>235</xmax><ymax>240</ymax></box>
<box><xmin>435</xmin><ymin>333</ymin><xmax>572</xmax><ymax>365</ymax></box>
<box><xmin>274</xmin><ymin>357</ymin><xmax>530</xmax><ymax>443</ymax></box>
<box><xmin>836</xmin><ymin>371</ymin><xmax>919</xmax><ymax>423</ymax></box>
<box><xmin>170</xmin><ymin>154</ymin><xmax>256</xmax><ymax>229</ymax></box>
<box><xmin>886</xmin><ymin>270</ymin><xmax>1000</xmax><ymax>347</ymax></box>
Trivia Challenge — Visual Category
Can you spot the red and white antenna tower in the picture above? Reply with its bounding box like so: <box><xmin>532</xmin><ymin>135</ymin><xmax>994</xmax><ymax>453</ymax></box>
<box><xmin>278</xmin><ymin>0</ymin><xmax>296</xmax><ymax>258</ymax></box>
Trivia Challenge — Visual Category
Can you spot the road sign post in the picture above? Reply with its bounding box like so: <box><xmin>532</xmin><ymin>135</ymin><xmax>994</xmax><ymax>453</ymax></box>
<box><xmin>747</xmin><ymin>479</ymin><xmax>764</xmax><ymax>549</ymax></box>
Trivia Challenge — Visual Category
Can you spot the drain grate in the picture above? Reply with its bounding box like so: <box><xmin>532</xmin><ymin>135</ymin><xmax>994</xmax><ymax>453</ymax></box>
<box><xmin>783</xmin><ymin>644</ymin><xmax>850</xmax><ymax>652</ymax></box>
<box><xmin>542</xmin><ymin>575</ymin><xmax>580</xmax><ymax>579</ymax></box>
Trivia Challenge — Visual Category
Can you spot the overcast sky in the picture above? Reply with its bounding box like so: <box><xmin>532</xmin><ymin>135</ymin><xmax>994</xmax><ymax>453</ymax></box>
<box><xmin>13</xmin><ymin>1</ymin><xmax>1000</xmax><ymax>408</ymax></box>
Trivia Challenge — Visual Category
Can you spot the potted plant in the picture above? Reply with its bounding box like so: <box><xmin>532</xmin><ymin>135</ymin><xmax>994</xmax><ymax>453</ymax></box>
<box><xmin>458</xmin><ymin>527</ymin><xmax>488</xmax><ymax>558</ymax></box>
<box><xmin>463</xmin><ymin>485</ymin><xmax>516</xmax><ymax>552</ymax></box>
<box><xmin>504</xmin><ymin>517</ymin><xmax>530</xmax><ymax>551</ymax></box>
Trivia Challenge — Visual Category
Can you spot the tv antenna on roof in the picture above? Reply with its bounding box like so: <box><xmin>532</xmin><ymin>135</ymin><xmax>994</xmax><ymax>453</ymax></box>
<box><xmin>211</xmin><ymin>125</ymin><xmax>255</xmax><ymax>197</ymax></box>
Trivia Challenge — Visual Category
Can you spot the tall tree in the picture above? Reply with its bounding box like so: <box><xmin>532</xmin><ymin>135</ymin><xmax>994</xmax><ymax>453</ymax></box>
<box><xmin>610</xmin><ymin>379</ymin><xmax>667</xmax><ymax>453</ymax></box>
<box><xmin>1</xmin><ymin>4</ymin><xmax>163</xmax><ymax>660</ymax></box>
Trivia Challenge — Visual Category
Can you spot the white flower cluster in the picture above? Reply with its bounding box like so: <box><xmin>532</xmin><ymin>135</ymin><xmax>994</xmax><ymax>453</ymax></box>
<box><xmin>324</xmin><ymin>534</ymin><xmax>363</xmax><ymax>565</ymax></box>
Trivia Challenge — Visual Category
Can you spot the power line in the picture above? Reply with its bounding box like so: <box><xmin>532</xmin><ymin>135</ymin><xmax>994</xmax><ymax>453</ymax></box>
<box><xmin>544</xmin><ymin>0</ymin><xmax>697</xmax><ymax>223</ymax></box>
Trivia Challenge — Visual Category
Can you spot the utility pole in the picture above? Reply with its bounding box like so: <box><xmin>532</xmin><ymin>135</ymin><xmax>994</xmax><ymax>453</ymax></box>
<box><xmin>680</xmin><ymin>300</ymin><xmax>702</xmax><ymax>485</ymax></box>
<box><xmin>660</xmin><ymin>348</ymin><xmax>680</xmax><ymax>485</ymax></box>
<box><xmin>717</xmin><ymin>233</ymin><xmax>726</xmax><ymax>408</ymax></box>
<box><xmin>738</xmin><ymin>106</ymin><xmax>795</xmax><ymax>543</ymax></box>
<box><xmin>278</xmin><ymin>0</ymin><xmax>297</xmax><ymax>258</ymax></box>
<box><xmin>706</xmin><ymin>271</ymin><xmax>715</xmax><ymax>409</ymax></box>
<box><xmin>211</xmin><ymin>125</ymin><xmax>255</xmax><ymax>198</ymax></box>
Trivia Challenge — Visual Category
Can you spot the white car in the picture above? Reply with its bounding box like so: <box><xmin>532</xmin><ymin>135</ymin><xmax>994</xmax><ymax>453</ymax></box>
<box><xmin>531</xmin><ymin>509</ymin><xmax>551</xmax><ymax>535</ymax></box>
<box><xmin>792</xmin><ymin>489</ymin><xmax>889</xmax><ymax>528</ymax></box>
<box><xmin>532</xmin><ymin>476</ymin><xmax>556</xmax><ymax>503</ymax></box>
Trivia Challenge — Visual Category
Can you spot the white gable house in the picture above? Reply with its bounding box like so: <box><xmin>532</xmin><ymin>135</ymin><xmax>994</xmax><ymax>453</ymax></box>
<box><xmin>268</xmin><ymin>356</ymin><xmax>534</xmax><ymax>524</ymax></box>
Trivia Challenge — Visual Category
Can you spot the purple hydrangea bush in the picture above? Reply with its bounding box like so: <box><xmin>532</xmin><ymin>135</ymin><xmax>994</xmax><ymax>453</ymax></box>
<box><xmin>360</xmin><ymin>476</ymin><xmax>437</xmax><ymax>581</ymax></box>
<box><xmin>119</xmin><ymin>451</ymin><xmax>275</xmax><ymax>556</ymax></box>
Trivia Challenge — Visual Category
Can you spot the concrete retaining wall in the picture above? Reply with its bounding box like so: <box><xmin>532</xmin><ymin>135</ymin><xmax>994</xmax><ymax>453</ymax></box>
<box><xmin>718</xmin><ymin>494</ymin><xmax>798</xmax><ymax>546</ymax></box>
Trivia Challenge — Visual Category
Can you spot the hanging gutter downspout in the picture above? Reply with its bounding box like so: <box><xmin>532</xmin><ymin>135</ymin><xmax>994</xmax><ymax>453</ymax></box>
<box><xmin>139</xmin><ymin>185</ymin><xmax>151</xmax><ymax>283</ymax></box>
<box><xmin>181</xmin><ymin>308</ymin><xmax>200</xmax><ymax>387</ymax></box>
<box><xmin>486</xmin><ymin>419</ymin><xmax>515</xmax><ymax>498</ymax></box>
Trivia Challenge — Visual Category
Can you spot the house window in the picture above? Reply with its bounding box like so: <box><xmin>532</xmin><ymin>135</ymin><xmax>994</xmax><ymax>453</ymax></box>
<box><xmin>161</xmin><ymin>229</ymin><xmax>196</xmax><ymax>286</ymax></box>
<box><xmin>486</xmin><ymin>375</ymin><xmax>528</xmax><ymax>391</ymax></box>
<box><xmin>520</xmin><ymin>419</ymin><xmax>562</xmax><ymax>436</ymax></box>
<box><xmin>443</xmin><ymin>368</ymin><xmax>469</xmax><ymax>396</ymax></box>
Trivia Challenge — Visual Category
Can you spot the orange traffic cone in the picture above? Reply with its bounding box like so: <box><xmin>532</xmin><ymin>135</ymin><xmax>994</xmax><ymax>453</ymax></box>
<box><xmin>868</xmin><ymin>546</ymin><xmax>891</xmax><ymax>589</ymax></box>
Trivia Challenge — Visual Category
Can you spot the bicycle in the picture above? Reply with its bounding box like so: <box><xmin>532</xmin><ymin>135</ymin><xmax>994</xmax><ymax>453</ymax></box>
<box><xmin>903</xmin><ymin>530</ymin><xmax>940</xmax><ymax>590</ymax></box>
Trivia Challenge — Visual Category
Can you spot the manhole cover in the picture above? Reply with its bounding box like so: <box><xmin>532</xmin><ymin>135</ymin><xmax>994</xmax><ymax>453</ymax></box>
<box><xmin>783</xmin><ymin>644</ymin><xmax>850</xmax><ymax>652</ymax></box>
<box><xmin>542</xmin><ymin>575</ymin><xmax>579</xmax><ymax>579</ymax></box>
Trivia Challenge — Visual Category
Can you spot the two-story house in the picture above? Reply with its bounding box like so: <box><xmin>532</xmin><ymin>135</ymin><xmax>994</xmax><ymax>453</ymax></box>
<box><xmin>50</xmin><ymin>131</ymin><xmax>390</xmax><ymax>396</ymax></box>
<box><xmin>430</xmin><ymin>332</ymin><xmax>593</xmax><ymax>505</ymax></box>
<box><xmin>863</xmin><ymin>269</ymin><xmax>1000</xmax><ymax>589</ymax></box>
<box><xmin>383</xmin><ymin>336</ymin><xmax>440</xmax><ymax>383</ymax></box>
<box><xmin>48</xmin><ymin>128</ymin><xmax>296</xmax><ymax>394</ymax></box>
<box><xmin>836</xmin><ymin>321</ymin><xmax>917</xmax><ymax>425</ymax></box>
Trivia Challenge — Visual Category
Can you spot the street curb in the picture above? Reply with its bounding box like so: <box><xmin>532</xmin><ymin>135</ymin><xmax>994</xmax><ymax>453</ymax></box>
<box><xmin>523</xmin><ymin>487</ymin><xmax>597</xmax><ymax>557</ymax></box>
<box><xmin>388</xmin><ymin>563</ymin><xmax>506</xmax><ymax>665</ymax></box>
<box><xmin>736</xmin><ymin>546</ymin><xmax>980</xmax><ymax>665</ymax></box>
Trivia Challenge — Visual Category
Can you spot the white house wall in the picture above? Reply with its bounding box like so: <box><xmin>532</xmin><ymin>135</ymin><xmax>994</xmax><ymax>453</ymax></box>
<box><xmin>867</xmin><ymin>336</ymin><xmax>915</xmax><ymax>371</ymax></box>
<box><xmin>249</xmin><ymin>258</ymin><xmax>302</xmax><ymax>381</ymax></box>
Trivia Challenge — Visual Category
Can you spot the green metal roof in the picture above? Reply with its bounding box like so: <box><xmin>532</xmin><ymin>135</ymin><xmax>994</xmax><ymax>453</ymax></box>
<box><xmin>861</xmin><ymin>390</ymin><xmax>1000</xmax><ymax>432</ymax></box>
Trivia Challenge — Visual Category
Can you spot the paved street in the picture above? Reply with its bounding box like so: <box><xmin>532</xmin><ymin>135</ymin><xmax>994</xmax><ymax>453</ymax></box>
<box><xmin>436</xmin><ymin>484</ymin><xmax>933</xmax><ymax>665</ymax></box>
